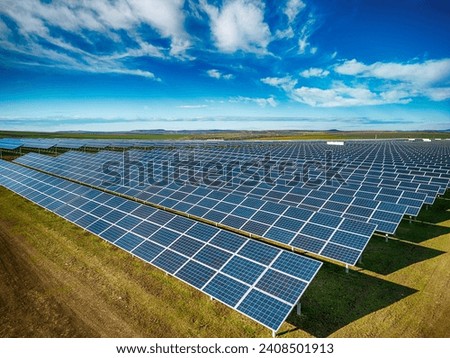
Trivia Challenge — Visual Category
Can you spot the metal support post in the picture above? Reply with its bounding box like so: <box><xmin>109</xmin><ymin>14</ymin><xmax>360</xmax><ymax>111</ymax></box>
<box><xmin>297</xmin><ymin>302</ymin><xmax>302</xmax><ymax>316</ymax></box>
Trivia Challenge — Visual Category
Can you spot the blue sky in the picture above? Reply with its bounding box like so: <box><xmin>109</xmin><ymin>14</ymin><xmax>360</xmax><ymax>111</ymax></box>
<box><xmin>0</xmin><ymin>0</ymin><xmax>449</xmax><ymax>132</ymax></box>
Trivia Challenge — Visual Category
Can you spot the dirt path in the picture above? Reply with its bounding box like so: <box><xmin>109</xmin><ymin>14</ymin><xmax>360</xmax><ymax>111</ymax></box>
<box><xmin>0</xmin><ymin>221</ymin><xmax>140</xmax><ymax>337</ymax></box>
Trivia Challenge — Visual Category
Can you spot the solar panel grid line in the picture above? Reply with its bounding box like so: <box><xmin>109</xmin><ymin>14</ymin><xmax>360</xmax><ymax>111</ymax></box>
<box><xmin>233</xmin><ymin>259</ymin><xmax>280</xmax><ymax>309</ymax></box>
<box><xmin>11</xmin><ymin>146</ymin><xmax>440</xmax><ymax>258</ymax></box>
<box><xmin>1</xmin><ymin>159</ymin><xmax>323</xmax><ymax>332</ymax></box>
<box><xmin>9</xmin><ymin>149</ymin><xmax>421</xmax><ymax>262</ymax></box>
<box><xmin>140</xmin><ymin>151</ymin><xmax>414</xmax><ymax>218</ymax></box>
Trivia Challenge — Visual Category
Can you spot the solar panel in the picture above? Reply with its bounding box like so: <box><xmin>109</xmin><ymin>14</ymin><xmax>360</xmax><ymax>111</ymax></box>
<box><xmin>0</xmin><ymin>159</ymin><xmax>322</xmax><ymax>333</ymax></box>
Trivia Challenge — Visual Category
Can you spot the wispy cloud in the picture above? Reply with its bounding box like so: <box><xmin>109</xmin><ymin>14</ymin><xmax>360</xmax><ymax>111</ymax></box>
<box><xmin>177</xmin><ymin>104</ymin><xmax>208</xmax><ymax>109</ymax></box>
<box><xmin>335</xmin><ymin>58</ymin><xmax>450</xmax><ymax>101</ymax></box>
<box><xmin>261</xmin><ymin>76</ymin><xmax>298</xmax><ymax>91</ymax></box>
<box><xmin>298</xmin><ymin>15</ymin><xmax>316</xmax><ymax>54</ymax></box>
<box><xmin>201</xmin><ymin>0</ymin><xmax>271</xmax><ymax>54</ymax></box>
<box><xmin>300</xmin><ymin>67</ymin><xmax>330</xmax><ymax>78</ymax></box>
<box><xmin>285</xmin><ymin>0</ymin><xmax>306</xmax><ymax>23</ymax></box>
<box><xmin>291</xmin><ymin>82</ymin><xmax>412</xmax><ymax>107</ymax></box>
<box><xmin>229</xmin><ymin>96</ymin><xmax>278</xmax><ymax>107</ymax></box>
<box><xmin>0</xmin><ymin>0</ymin><xmax>191</xmax><ymax>79</ymax></box>
<box><xmin>206</xmin><ymin>69</ymin><xmax>235</xmax><ymax>80</ymax></box>
<box><xmin>263</xmin><ymin>58</ymin><xmax>450</xmax><ymax>106</ymax></box>
<box><xmin>335</xmin><ymin>58</ymin><xmax>450</xmax><ymax>85</ymax></box>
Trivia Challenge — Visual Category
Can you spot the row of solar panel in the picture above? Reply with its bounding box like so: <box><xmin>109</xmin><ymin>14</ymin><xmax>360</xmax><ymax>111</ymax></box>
<box><xmin>16</xmin><ymin>150</ymin><xmax>412</xmax><ymax>232</ymax></box>
<box><xmin>13</xmin><ymin>152</ymin><xmax>377</xmax><ymax>266</ymax></box>
<box><xmin>122</xmin><ymin>149</ymin><xmax>429</xmax><ymax>214</ymax></box>
<box><xmin>0</xmin><ymin>159</ymin><xmax>322</xmax><ymax>332</ymax></box>
<box><xmin>181</xmin><ymin>142</ymin><xmax>450</xmax><ymax>183</ymax></box>
<box><xmin>171</xmin><ymin>147</ymin><xmax>447</xmax><ymax>203</ymax></box>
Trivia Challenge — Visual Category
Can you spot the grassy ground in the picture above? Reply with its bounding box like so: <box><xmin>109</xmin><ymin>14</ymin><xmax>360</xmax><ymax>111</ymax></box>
<box><xmin>0</xmin><ymin>188</ymin><xmax>449</xmax><ymax>338</ymax></box>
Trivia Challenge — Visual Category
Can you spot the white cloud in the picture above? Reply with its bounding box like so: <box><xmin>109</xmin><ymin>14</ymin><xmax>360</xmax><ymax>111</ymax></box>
<box><xmin>262</xmin><ymin>58</ymin><xmax>450</xmax><ymax>108</ymax></box>
<box><xmin>229</xmin><ymin>96</ymin><xmax>278</xmax><ymax>107</ymax></box>
<box><xmin>275</xmin><ymin>0</ymin><xmax>305</xmax><ymax>40</ymax></box>
<box><xmin>201</xmin><ymin>0</ymin><xmax>271</xmax><ymax>54</ymax></box>
<box><xmin>334</xmin><ymin>58</ymin><xmax>450</xmax><ymax>102</ymax></box>
<box><xmin>335</xmin><ymin>58</ymin><xmax>450</xmax><ymax>85</ymax></box>
<box><xmin>261</xmin><ymin>76</ymin><xmax>298</xmax><ymax>92</ymax></box>
<box><xmin>291</xmin><ymin>83</ymin><xmax>411</xmax><ymax>107</ymax></box>
<box><xmin>300</xmin><ymin>67</ymin><xmax>329</xmax><ymax>78</ymax></box>
<box><xmin>285</xmin><ymin>0</ymin><xmax>305</xmax><ymax>23</ymax></box>
<box><xmin>424</xmin><ymin>87</ymin><xmax>450</xmax><ymax>101</ymax></box>
<box><xmin>207</xmin><ymin>69</ymin><xmax>235</xmax><ymax>80</ymax></box>
<box><xmin>274</xmin><ymin>27</ymin><xmax>294</xmax><ymax>40</ymax></box>
<box><xmin>0</xmin><ymin>0</ymin><xmax>191</xmax><ymax>78</ymax></box>
<box><xmin>177</xmin><ymin>104</ymin><xmax>208</xmax><ymax>109</ymax></box>
<box><xmin>297</xmin><ymin>16</ymin><xmax>316</xmax><ymax>54</ymax></box>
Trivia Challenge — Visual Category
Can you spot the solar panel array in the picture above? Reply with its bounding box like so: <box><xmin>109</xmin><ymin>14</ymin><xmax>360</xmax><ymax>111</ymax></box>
<box><xmin>0</xmin><ymin>159</ymin><xmax>322</xmax><ymax>332</ymax></box>
<box><xmin>12</xmin><ymin>138</ymin><xmax>450</xmax><ymax>265</ymax></box>
<box><xmin>15</xmin><ymin>151</ymin><xmax>377</xmax><ymax>265</ymax></box>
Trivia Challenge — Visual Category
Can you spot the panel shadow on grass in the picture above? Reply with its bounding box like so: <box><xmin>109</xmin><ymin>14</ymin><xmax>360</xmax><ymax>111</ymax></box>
<box><xmin>415</xmin><ymin>198</ymin><xmax>450</xmax><ymax>225</ymax></box>
<box><xmin>394</xmin><ymin>221</ymin><xmax>450</xmax><ymax>244</ymax></box>
<box><xmin>357</xmin><ymin>237</ymin><xmax>445</xmax><ymax>275</ymax></box>
<box><xmin>281</xmin><ymin>262</ymin><xmax>417</xmax><ymax>338</ymax></box>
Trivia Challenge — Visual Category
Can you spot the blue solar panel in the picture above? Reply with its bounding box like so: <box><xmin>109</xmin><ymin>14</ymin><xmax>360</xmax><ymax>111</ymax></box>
<box><xmin>346</xmin><ymin>206</ymin><xmax>373</xmax><ymax>218</ymax></box>
<box><xmin>221</xmin><ymin>256</ymin><xmax>266</xmax><ymax>285</ymax></box>
<box><xmin>100</xmin><ymin>225</ymin><xmax>127</xmax><ymax>243</ymax></box>
<box><xmin>264</xmin><ymin>227</ymin><xmax>296</xmax><ymax>244</ymax></box>
<box><xmin>330</xmin><ymin>231</ymin><xmax>367</xmax><ymax>251</ymax></box>
<box><xmin>238</xmin><ymin>240</ymin><xmax>279</xmax><ymax>266</ymax></box>
<box><xmin>272</xmin><ymin>251</ymin><xmax>321</xmax><ymax>281</ymax></box>
<box><xmin>203</xmin><ymin>210</ymin><xmax>228</xmax><ymax>222</ymax></box>
<box><xmin>209</xmin><ymin>231</ymin><xmax>246</xmax><ymax>252</ymax></box>
<box><xmin>237</xmin><ymin>290</ymin><xmax>292</xmax><ymax>331</ymax></box>
<box><xmin>241</xmin><ymin>221</ymin><xmax>270</xmax><ymax>236</ymax></box>
<box><xmin>204</xmin><ymin>273</ymin><xmax>250</xmax><ymax>307</ymax></box>
<box><xmin>170</xmin><ymin>236</ymin><xmax>204</xmax><ymax>257</ymax></box>
<box><xmin>75</xmin><ymin>213</ymin><xmax>98</xmax><ymax>228</ymax></box>
<box><xmin>320</xmin><ymin>243</ymin><xmax>360</xmax><ymax>265</ymax></box>
<box><xmin>187</xmin><ymin>205</ymin><xmax>209</xmax><ymax>217</ymax></box>
<box><xmin>150</xmin><ymin>228</ymin><xmax>180</xmax><ymax>246</ymax></box>
<box><xmin>132</xmin><ymin>205</ymin><xmax>156</xmax><ymax>219</ymax></box>
<box><xmin>79</xmin><ymin>200</ymin><xmax>99</xmax><ymax>212</ymax></box>
<box><xmin>175</xmin><ymin>261</ymin><xmax>215</xmax><ymax>289</ymax></box>
<box><xmin>115</xmin><ymin>233</ymin><xmax>144</xmax><ymax>251</ymax></box>
<box><xmin>165</xmin><ymin>216</ymin><xmax>194</xmax><ymax>233</ymax></box>
<box><xmin>152</xmin><ymin>249</ymin><xmax>187</xmax><ymax>273</ymax></box>
<box><xmin>1</xmin><ymin>158</ymin><xmax>327</xmax><ymax>332</ymax></box>
<box><xmin>103</xmin><ymin>210</ymin><xmax>126</xmax><ymax>224</ymax></box>
<box><xmin>302</xmin><ymin>223</ymin><xmax>335</xmax><ymax>241</ymax></box>
<box><xmin>310</xmin><ymin>212</ymin><xmax>343</xmax><ymax>227</ymax></box>
<box><xmin>290</xmin><ymin>234</ymin><xmax>325</xmax><ymax>254</ymax></box>
<box><xmin>185</xmin><ymin>222</ymin><xmax>220</xmax><ymax>241</ymax></box>
<box><xmin>132</xmin><ymin>240</ymin><xmax>165</xmax><ymax>263</ymax></box>
<box><xmin>221</xmin><ymin>215</ymin><xmax>247</xmax><ymax>228</ymax></box>
<box><xmin>54</xmin><ymin>204</ymin><xmax>75</xmax><ymax>217</ymax></box>
<box><xmin>252</xmin><ymin>211</ymin><xmax>278</xmax><ymax>225</ymax></box>
<box><xmin>339</xmin><ymin>219</ymin><xmax>376</xmax><ymax>237</ymax></box>
<box><xmin>86</xmin><ymin>219</ymin><xmax>110</xmax><ymax>235</ymax></box>
<box><xmin>261</xmin><ymin>201</ymin><xmax>286</xmax><ymax>215</ymax></box>
<box><xmin>284</xmin><ymin>207</ymin><xmax>313</xmax><ymax>221</ymax></box>
<box><xmin>231</xmin><ymin>206</ymin><xmax>256</xmax><ymax>218</ymax></box>
<box><xmin>116</xmin><ymin>215</ymin><xmax>141</xmax><ymax>230</ymax></box>
<box><xmin>133</xmin><ymin>221</ymin><xmax>160</xmax><ymax>238</ymax></box>
<box><xmin>256</xmin><ymin>269</ymin><xmax>307</xmax><ymax>304</ymax></box>
<box><xmin>274</xmin><ymin>216</ymin><xmax>305</xmax><ymax>232</ymax></box>
<box><xmin>193</xmin><ymin>245</ymin><xmax>232</xmax><ymax>270</ymax></box>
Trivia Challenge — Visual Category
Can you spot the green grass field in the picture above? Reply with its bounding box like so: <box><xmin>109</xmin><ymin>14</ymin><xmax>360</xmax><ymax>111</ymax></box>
<box><xmin>1</xmin><ymin>130</ymin><xmax>450</xmax><ymax>141</ymax></box>
<box><xmin>1</xmin><ymin>186</ymin><xmax>449</xmax><ymax>338</ymax></box>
